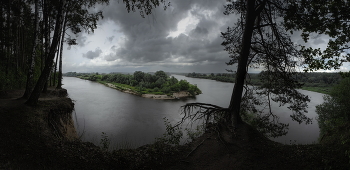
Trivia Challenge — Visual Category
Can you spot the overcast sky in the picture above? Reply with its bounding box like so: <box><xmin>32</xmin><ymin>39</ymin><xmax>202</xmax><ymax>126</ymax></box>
<box><xmin>62</xmin><ymin>0</ymin><xmax>350</xmax><ymax>73</ymax></box>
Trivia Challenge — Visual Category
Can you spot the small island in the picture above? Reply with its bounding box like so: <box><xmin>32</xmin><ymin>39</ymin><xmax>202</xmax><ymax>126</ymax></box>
<box><xmin>64</xmin><ymin>70</ymin><xmax>202</xmax><ymax>99</ymax></box>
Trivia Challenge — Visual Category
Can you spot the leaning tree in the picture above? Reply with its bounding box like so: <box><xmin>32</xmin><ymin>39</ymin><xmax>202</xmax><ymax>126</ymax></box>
<box><xmin>180</xmin><ymin>0</ymin><xmax>314</xmax><ymax>138</ymax></box>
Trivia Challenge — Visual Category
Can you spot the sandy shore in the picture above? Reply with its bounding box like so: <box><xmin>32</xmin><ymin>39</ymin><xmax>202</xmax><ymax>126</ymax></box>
<box><xmin>105</xmin><ymin>83</ymin><xmax>193</xmax><ymax>99</ymax></box>
<box><xmin>142</xmin><ymin>91</ymin><xmax>192</xmax><ymax>99</ymax></box>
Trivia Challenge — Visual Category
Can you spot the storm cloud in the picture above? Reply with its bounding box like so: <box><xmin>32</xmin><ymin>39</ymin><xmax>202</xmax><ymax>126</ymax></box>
<box><xmin>62</xmin><ymin>0</ymin><xmax>337</xmax><ymax>73</ymax></box>
<box><xmin>95</xmin><ymin>0</ymin><xmax>233</xmax><ymax>68</ymax></box>
<box><xmin>83</xmin><ymin>47</ymin><xmax>102</xmax><ymax>59</ymax></box>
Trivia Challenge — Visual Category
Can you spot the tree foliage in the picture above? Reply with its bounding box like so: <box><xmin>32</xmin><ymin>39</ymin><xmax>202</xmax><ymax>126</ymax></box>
<box><xmin>75</xmin><ymin>71</ymin><xmax>202</xmax><ymax>95</ymax></box>
<box><xmin>186</xmin><ymin>72</ymin><xmax>236</xmax><ymax>83</ymax></box>
<box><xmin>316</xmin><ymin>77</ymin><xmax>350</xmax><ymax>145</ymax></box>
<box><xmin>122</xmin><ymin>0</ymin><xmax>170</xmax><ymax>18</ymax></box>
<box><xmin>0</xmin><ymin>0</ymin><xmax>37</xmax><ymax>91</ymax></box>
<box><xmin>284</xmin><ymin>0</ymin><xmax>350</xmax><ymax>71</ymax></box>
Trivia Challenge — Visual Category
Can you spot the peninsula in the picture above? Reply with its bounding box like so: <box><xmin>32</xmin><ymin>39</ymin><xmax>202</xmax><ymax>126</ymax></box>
<box><xmin>64</xmin><ymin>70</ymin><xmax>202</xmax><ymax>99</ymax></box>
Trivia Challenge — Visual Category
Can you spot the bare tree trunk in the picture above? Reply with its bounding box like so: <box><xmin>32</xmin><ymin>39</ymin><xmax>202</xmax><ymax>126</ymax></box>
<box><xmin>53</xmin><ymin>42</ymin><xmax>60</xmax><ymax>87</ymax></box>
<box><xmin>228</xmin><ymin>0</ymin><xmax>266</xmax><ymax>128</ymax></box>
<box><xmin>26</xmin><ymin>0</ymin><xmax>66</xmax><ymax>105</ymax></box>
<box><xmin>22</xmin><ymin>0</ymin><xmax>39</xmax><ymax>99</ymax></box>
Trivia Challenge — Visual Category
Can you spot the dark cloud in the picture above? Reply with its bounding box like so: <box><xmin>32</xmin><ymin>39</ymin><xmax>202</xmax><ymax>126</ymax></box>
<box><xmin>64</xmin><ymin>0</ymin><xmax>336</xmax><ymax>73</ymax></box>
<box><xmin>104</xmin><ymin>46</ymin><xmax>118</xmax><ymax>61</ymax></box>
<box><xmin>189</xmin><ymin>26</ymin><xmax>209</xmax><ymax>38</ymax></box>
<box><xmin>97</xmin><ymin>0</ymin><xmax>230</xmax><ymax>65</ymax></box>
<box><xmin>83</xmin><ymin>47</ymin><xmax>102</xmax><ymax>59</ymax></box>
<box><xmin>62</xmin><ymin>0</ymin><xmax>243</xmax><ymax>73</ymax></box>
<box><xmin>107</xmin><ymin>36</ymin><xmax>115</xmax><ymax>43</ymax></box>
<box><xmin>69</xmin><ymin>32</ymin><xmax>89</xmax><ymax>47</ymax></box>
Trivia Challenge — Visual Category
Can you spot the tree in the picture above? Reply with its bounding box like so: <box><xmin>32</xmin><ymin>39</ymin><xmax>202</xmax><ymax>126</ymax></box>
<box><xmin>181</xmin><ymin>0</ymin><xmax>311</xmax><ymax>138</ymax></box>
<box><xmin>56</xmin><ymin>9</ymin><xmax>67</xmax><ymax>89</ymax></box>
<box><xmin>316</xmin><ymin>77</ymin><xmax>350</xmax><ymax>143</ymax></box>
<box><xmin>178</xmin><ymin>80</ymin><xmax>189</xmax><ymax>91</ymax></box>
<box><xmin>57</xmin><ymin>0</ymin><xmax>109</xmax><ymax>88</ymax></box>
<box><xmin>122</xmin><ymin>0</ymin><xmax>170</xmax><ymax>18</ymax></box>
<box><xmin>169</xmin><ymin>76</ymin><xmax>178</xmax><ymax>85</ymax></box>
<box><xmin>0</xmin><ymin>0</ymin><xmax>33</xmax><ymax>91</ymax></box>
<box><xmin>22</xmin><ymin>0</ymin><xmax>40</xmax><ymax>99</ymax></box>
<box><xmin>26</xmin><ymin>0</ymin><xmax>67</xmax><ymax>105</ymax></box>
<box><xmin>155</xmin><ymin>70</ymin><xmax>168</xmax><ymax>80</ymax></box>
<box><xmin>134</xmin><ymin>71</ymin><xmax>145</xmax><ymax>83</ymax></box>
<box><xmin>25</xmin><ymin>0</ymin><xmax>110</xmax><ymax>105</ymax></box>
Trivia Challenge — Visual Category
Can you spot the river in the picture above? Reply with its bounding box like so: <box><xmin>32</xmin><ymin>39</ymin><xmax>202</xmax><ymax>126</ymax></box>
<box><xmin>63</xmin><ymin>75</ymin><xmax>324</xmax><ymax>148</ymax></box>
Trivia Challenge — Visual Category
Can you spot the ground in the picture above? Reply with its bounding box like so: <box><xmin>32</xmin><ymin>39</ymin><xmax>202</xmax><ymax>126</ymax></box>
<box><xmin>0</xmin><ymin>89</ymin><xmax>349</xmax><ymax>169</ymax></box>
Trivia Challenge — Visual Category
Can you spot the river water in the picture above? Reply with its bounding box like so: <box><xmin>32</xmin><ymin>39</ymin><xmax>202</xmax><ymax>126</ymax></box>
<box><xmin>63</xmin><ymin>75</ymin><xmax>324</xmax><ymax>147</ymax></box>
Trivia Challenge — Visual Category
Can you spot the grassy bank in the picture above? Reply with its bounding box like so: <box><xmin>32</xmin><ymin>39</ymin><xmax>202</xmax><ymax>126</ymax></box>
<box><xmin>80</xmin><ymin>76</ymin><xmax>171</xmax><ymax>96</ymax></box>
<box><xmin>300</xmin><ymin>86</ymin><xmax>332</xmax><ymax>94</ymax></box>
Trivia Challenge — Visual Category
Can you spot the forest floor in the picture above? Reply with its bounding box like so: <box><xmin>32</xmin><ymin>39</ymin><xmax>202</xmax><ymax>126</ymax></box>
<box><xmin>0</xmin><ymin>89</ymin><xmax>349</xmax><ymax>169</ymax></box>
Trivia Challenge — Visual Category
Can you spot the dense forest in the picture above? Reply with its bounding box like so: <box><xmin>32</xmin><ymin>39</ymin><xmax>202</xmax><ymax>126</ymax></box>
<box><xmin>63</xmin><ymin>71</ymin><xmax>202</xmax><ymax>96</ymax></box>
<box><xmin>0</xmin><ymin>0</ymin><xmax>109</xmax><ymax>105</ymax></box>
<box><xmin>186</xmin><ymin>72</ymin><xmax>343</xmax><ymax>94</ymax></box>
<box><xmin>317</xmin><ymin>76</ymin><xmax>350</xmax><ymax>142</ymax></box>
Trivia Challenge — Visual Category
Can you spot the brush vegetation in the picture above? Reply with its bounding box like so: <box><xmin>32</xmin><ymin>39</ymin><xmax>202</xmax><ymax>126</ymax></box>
<box><xmin>65</xmin><ymin>70</ymin><xmax>202</xmax><ymax>96</ymax></box>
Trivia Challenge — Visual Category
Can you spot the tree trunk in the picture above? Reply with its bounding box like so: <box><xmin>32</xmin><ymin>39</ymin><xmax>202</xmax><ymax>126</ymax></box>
<box><xmin>42</xmin><ymin>0</ymin><xmax>51</xmax><ymax>93</ymax></box>
<box><xmin>53</xmin><ymin>42</ymin><xmax>60</xmax><ymax>87</ymax></box>
<box><xmin>22</xmin><ymin>0</ymin><xmax>39</xmax><ymax>99</ymax></box>
<box><xmin>5</xmin><ymin>1</ymin><xmax>11</xmax><ymax>76</ymax></box>
<box><xmin>56</xmin><ymin>11</ymin><xmax>67</xmax><ymax>89</ymax></box>
<box><xmin>26</xmin><ymin>0</ymin><xmax>66</xmax><ymax>105</ymax></box>
<box><xmin>228</xmin><ymin>0</ymin><xmax>265</xmax><ymax>128</ymax></box>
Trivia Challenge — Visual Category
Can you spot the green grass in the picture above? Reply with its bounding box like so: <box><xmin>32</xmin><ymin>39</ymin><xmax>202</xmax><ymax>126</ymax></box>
<box><xmin>77</xmin><ymin>76</ymin><xmax>89</xmax><ymax>80</ymax></box>
<box><xmin>105</xmin><ymin>81</ymin><xmax>136</xmax><ymax>91</ymax></box>
<box><xmin>97</xmin><ymin>80</ymin><xmax>167</xmax><ymax>95</ymax></box>
<box><xmin>301</xmin><ymin>86</ymin><xmax>332</xmax><ymax>94</ymax></box>
<box><xmin>80</xmin><ymin>76</ymin><xmax>198</xmax><ymax>96</ymax></box>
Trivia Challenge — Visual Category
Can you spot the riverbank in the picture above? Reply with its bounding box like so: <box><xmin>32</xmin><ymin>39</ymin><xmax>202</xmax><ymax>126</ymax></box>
<box><xmin>0</xmin><ymin>89</ymin><xmax>190</xmax><ymax>169</ymax></box>
<box><xmin>0</xmin><ymin>88</ymin><xmax>109</xmax><ymax>169</ymax></box>
<box><xmin>142</xmin><ymin>91</ymin><xmax>191</xmax><ymax>99</ymax></box>
<box><xmin>300</xmin><ymin>86</ymin><xmax>332</xmax><ymax>94</ymax></box>
<box><xmin>1</xmin><ymin>89</ymin><xmax>349</xmax><ymax>169</ymax></box>
<box><xmin>185</xmin><ymin>72</ymin><xmax>340</xmax><ymax>95</ymax></box>
<box><xmin>185</xmin><ymin>75</ymin><xmax>331</xmax><ymax>95</ymax></box>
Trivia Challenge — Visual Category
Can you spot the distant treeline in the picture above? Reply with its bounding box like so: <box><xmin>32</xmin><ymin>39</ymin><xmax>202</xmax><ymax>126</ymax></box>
<box><xmin>186</xmin><ymin>72</ymin><xmax>236</xmax><ymax>83</ymax></box>
<box><xmin>186</xmin><ymin>72</ymin><xmax>343</xmax><ymax>88</ymax></box>
<box><xmin>63</xmin><ymin>71</ymin><xmax>201</xmax><ymax>96</ymax></box>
